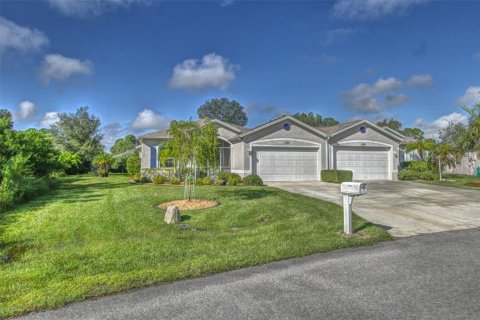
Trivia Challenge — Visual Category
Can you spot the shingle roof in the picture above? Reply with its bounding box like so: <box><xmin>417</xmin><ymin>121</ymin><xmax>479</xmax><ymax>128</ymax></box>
<box><xmin>139</xmin><ymin>128</ymin><xmax>171</xmax><ymax>139</ymax></box>
<box><xmin>139</xmin><ymin>118</ymin><xmax>250</xmax><ymax>139</ymax></box>
<box><xmin>317</xmin><ymin>120</ymin><xmax>363</xmax><ymax>134</ymax></box>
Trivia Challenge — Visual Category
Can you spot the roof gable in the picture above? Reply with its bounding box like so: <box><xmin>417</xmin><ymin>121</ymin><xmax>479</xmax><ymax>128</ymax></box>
<box><xmin>327</xmin><ymin>120</ymin><xmax>404</xmax><ymax>142</ymax></box>
<box><xmin>235</xmin><ymin>115</ymin><xmax>328</xmax><ymax>140</ymax></box>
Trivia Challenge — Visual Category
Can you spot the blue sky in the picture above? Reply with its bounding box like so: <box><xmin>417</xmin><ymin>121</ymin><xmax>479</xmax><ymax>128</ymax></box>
<box><xmin>1</xmin><ymin>0</ymin><xmax>479</xmax><ymax>147</ymax></box>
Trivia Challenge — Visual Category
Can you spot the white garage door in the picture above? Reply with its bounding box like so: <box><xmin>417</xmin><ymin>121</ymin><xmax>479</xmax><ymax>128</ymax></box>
<box><xmin>254</xmin><ymin>148</ymin><xmax>319</xmax><ymax>181</ymax></box>
<box><xmin>335</xmin><ymin>147</ymin><xmax>390</xmax><ymax>180</ymax></box>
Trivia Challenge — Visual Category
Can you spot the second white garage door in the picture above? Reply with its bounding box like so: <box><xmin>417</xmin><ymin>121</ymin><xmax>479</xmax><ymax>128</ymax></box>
<box><xmin>254</xmin><ymin>148</ymin><xmax>319</xmax><ymax>181</ymax></box>
<box><xmin>335</xmin><ymin>147</ymin><xmax>390</xmax><ymax>180</ymax></box>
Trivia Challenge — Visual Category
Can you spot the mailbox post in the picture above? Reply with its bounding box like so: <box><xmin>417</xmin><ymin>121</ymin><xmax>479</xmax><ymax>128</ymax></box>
<box><xmin>340</xmin><ymin>182</ymin><xmax>367</xmax><ymax>235</ymax></box>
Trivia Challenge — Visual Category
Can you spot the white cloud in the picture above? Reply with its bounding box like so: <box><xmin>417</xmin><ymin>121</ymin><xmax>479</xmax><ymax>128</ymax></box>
<box><xmin>332</xmin><ymin>0</ymin><xmax>429</xmax><ymax>20</ymax></box>
<box><xmin>457</xmin><ymin>86</ymin><xmax>480</xmax><ymax>106</ymax></box>
<box><xmin>408</xmin><ymin>73</ymin><xmax>433</xmax><ymax>87</ymax></box>
<box><xmin>414</xmin><ymin>118</ymin><xmax>424</xmax><ymax>127</ymax></box>
<box><xmin>39</xmin><ymin>54</ymin><xmax>93</xmax><ymax>84</ymax></box>
<box><xmin>0</xmin><ymin>17</ymin><xmax>49</xmax><ymax>53</ymax></box>
<box><xmin>101</xmin><ymin>122</ymin><xmax>129</xmax><ymax>147</ymax></box>
<box><xmin>131</xmin><ymin>109</ymin><xmax>169</xmax><ymax>130</ymax></box>
<box><xmin>321</xmin><ymin>28</ymin><xmax>356</xmax><ymax>45</ymax></box>
<box><xmin>168</xmin><ymin>53</ymin><xmax>237</xmax><ymax>90</ymax></box>
<box><xmin>385</xmin><ymin>94</ymin><xmax>409</xmax><ymax>108</ymax></box>
<box><xmin>343</xmin><ymin>77</ymin><xmax>404</xmax><ymax>113</ymax></box>
<box><xmin>47</xmin><ymin>0</ymin><xmax>149</xmax><ymax>17</ymax></box>
<box><xmin>40</xmin><ymin>112</ymin><xmax>59</xmax><ymax>127</ymax></box>
<box><xmin>17</xmin><ymin>100</ymin><xmax>37</xmax><ymax>120</ymax></box>
<box><xmin>425</xmin><ymin>112</ymin><xmax>468</xmax><ymax>139</ymax></box>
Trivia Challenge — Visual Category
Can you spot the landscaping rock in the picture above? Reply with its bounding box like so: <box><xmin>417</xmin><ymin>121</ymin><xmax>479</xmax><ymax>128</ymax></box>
<box><xmin>178</xmin><ymin>223</ymin><xmax>190</xmax><ymax>230</ymax></box>
<box><xmin>164</xmin><ymin>206</ymin><xmax>181</xmax><ymax>224</ymax></box>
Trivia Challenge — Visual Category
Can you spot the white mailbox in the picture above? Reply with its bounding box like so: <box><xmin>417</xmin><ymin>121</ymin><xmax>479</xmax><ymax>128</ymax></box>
<box><xmin>340</xmin><ymin>182</ymin><xmax>367</xmax><ymax>235</ymax></box>
<box><xmin>340</xmin><ymin>182</ymin><xmax>367</xmax><ymax>196</ymax></box>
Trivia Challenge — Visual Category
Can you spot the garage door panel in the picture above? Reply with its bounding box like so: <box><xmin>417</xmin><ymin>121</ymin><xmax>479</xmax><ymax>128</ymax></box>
<box><xmin>254</xmin><ymin>148</ymin><xmax>319</xmax><ymax>181</ymax></box>
<box><xmin>335</xmin><ymin>148</ymin><xmax>390</xmax><ymax>180</ymax></box>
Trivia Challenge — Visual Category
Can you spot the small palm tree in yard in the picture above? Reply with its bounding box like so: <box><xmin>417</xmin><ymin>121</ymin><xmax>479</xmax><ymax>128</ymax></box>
<box><xmin>406</xmin><ymin>138</ymin><xmax>436</xmax><ymax>161</ymax></box>
<box><xmin>93</xmin><ymin>152</ymin><xmax>114</xmax><ymax>177</ymax></box>
<box><xmin>432</xmin><ymin>143</ymin><xmax>458</xmax><ymax>181</ymax></box>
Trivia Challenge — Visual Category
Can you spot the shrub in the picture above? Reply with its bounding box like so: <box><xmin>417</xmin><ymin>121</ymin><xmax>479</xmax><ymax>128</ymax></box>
<box><xmin>398</xmin><ymin>170</ymin><xmax>436</xmax><ymax>181</ymax></box>
<box><xmin>408</xmin><ymin>161</ymin><xmax>429</xmax><ymax>172</ymax></box>
<box><xmin>243</xmin><ymin>174</ymin><xmax>263</xmax><ymax>186</ymax></box>
<box><xmin>153</xmin><ymin>175</ymin><xmax>166</xmax><ymax>184</ymax></box>
<box><xmin>196</xmin><ymin>176</ymin><xmax>212</xmax><ymax>186</ymax></box>
<box><xmin>0</xmin><ymin>154</ymin><xmax>53</xmax><ymax>212</ymax></box>
<box><xmin>169</xmin><ymin>177</ymin><xmax>181</xmax><ymax>185</ymax></box>
<box><xmin>139</xmin><ymin>176</ymin><xmax>151</xmax><ymax>183</ymax></box>
<box><xmin>217</xmin><ymin>172</ymin><xmax>229</xmax><ymax>181</ymax></box>
<box><xmin>126</xmin><ymin>152</ymin><xmax>141</xmax><ymax>177</ymax></box>
<box><xmin>201</xmin><ymin>176</ymin><xmax>212</xmax><ymax>185</ymax></box>
<box><xmin>131</xmin><ymin>174</ymin><xmax>141</xmax><ymax>182</ymax></box>
<box><xmin>321</xmin><ymin>170</ymin><xmax>353</xmax><ymax>183</ymax></box>
<box><xmin>227</xmin><ymin>173</ymin><xmax>242</xmax><ymax>186</ymax></box>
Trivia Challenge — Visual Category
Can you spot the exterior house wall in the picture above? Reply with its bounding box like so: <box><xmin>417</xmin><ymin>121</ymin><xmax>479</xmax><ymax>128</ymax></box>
<box><xmin>141</xmin><ymin>139</ymin><xmax>162</xmax><ymax>169</ymax></box>
<box><xmin>328</xmin><ymin>123</ymin><xmax>402</xmax><ymax>180</ymax></box>
<box><xmin>139</xmin><ymin>117</ymin><xmax>406</xmax><ymax>181</ymax></box>
<box><xmin>444</xmin><ymin>152</ymin><xmax>479</xmax><ymax>176</ymax></box>
<box><xmin>236</xmin><ymin>121</ymin><xmax>327</xmax><ymax>176</ymax></box>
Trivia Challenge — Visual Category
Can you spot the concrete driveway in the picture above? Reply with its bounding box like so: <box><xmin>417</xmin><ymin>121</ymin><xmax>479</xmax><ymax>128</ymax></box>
<box><xmin>269</xmin><ymin>180</ymin><xmax>480</xmax><ymax>237</ymax></box>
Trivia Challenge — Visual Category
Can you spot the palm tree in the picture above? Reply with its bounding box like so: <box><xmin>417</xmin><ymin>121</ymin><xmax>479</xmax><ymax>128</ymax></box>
<box><xmin>433</xmin><ymin>143</ymin><xmax>458</xmax><ymax>180</ymax></box>
<box><xmin>461</xmin><ymin>104</ymin><xmax>480</xmax><ymax>156</ymax></box>
<box><xmin>406</xmin><ymin>138</ymin><xmax>436</xmax><ymax>161</ymax></box>
<box><xmin>93</xmin><ymin>153</ymin><xmax>114</xmax><ymax>177</ymax></box>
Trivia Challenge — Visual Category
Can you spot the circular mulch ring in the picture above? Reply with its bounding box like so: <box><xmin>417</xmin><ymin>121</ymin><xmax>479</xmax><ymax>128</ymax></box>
<box><xmin>157</xmin><ymin>199</ymin><xmax>219</xmax><ymax>211</ymax></box>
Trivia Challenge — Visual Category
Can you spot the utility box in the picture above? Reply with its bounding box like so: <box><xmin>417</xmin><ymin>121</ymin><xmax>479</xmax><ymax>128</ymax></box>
<box><xmin>340</xmin><ymin>182</ymin><xmax>367</xmax><ymax>196</ymax></box>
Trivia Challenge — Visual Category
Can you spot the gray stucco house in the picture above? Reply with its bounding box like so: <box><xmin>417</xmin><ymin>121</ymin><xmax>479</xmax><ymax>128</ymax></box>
<box><xmin>139</xmin><ymin>115</ymin><xmax>406</xmax><ymax>181</ymax></box>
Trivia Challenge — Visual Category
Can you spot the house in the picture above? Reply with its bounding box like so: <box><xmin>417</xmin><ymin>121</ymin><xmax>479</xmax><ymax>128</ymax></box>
<box><xmin>139</xmin><ymin>115</ymin><xmax>406</xmax><ymax>181</ymax></box>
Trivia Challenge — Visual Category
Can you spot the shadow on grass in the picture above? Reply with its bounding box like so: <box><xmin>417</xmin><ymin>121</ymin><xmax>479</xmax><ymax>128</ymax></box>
<box><xmin>356</xmin><ymin>221</ymin><xmax>392</xmax><ymax>232</ymax></box>
<box><xmin>216</xmin><ymin>188</ymin><xmax>280</xmax><ymax>200</ymax></box>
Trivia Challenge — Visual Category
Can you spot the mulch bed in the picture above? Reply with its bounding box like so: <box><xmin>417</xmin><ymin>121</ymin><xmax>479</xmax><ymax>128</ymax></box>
<box><xmin>464</xmin><ymin>182</ymin><xmax>480</xmax><ymax>188</ymax></box>
<box><xmin>157</xmin><ymin>199</ymin><xmax>219</xmax><ymax>211</ymax></box>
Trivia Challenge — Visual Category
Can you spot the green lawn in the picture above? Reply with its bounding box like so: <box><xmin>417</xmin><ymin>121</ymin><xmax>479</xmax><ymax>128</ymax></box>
<box><xmin>414</xmin><ymin>173</ymin><xmax>480</xmax><ymax>190</ymax></box>
<box><xmin>0</xmin><ymin>174</ymin><xmax>390</xmax><ymax>318</ymax></box>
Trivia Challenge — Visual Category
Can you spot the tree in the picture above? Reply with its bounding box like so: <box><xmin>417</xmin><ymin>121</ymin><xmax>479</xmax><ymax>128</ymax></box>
<box><xmin>461</xmin><ymin>104</ymin><xmax>480</xmax><ymax>155</ymax></box>
<box><xmin>11</xmin><ymin>129</ymin><xmax>62</xmax><ymax>176</ymax></box>
<box><xmin>376</xmin><ymin>118</ymin><xmax>402</xmax><ymax>131</ymax></box>
<box><xmin>432</xmin><ymin>143</ymin><xmax>457</xmax><ymax>180</ymax></box>
<box><xmin>165</xmin><ymin>120</ymin><xmax>219</xmax><ymax>200</ymax></box>
<box><xmin>126</xmin><ymin>152</ymin><xmax>141</xmax><ymax>177</ymax></box>
<box><xmin>197</xmin><ymin>98</ymin><xmax>248</xmax><ymax>126</ymax></box>
<box><xmin>293</xmin><ymin>112</ymin><xmax>340</xmax><ymax>127</ymax></box>
<box><xmin>322</xmin><ymin>117</ymin><xmax>340</xmax><ymax>127</ymax></box>
<box><xmin>110</xmin><ymin>134</ymin><xmax>137</xmax><ymax>155</ymax></box>
<box><xmin>406</xmin><ymin>138</ymin><xmax>436</xmax><ymax>161</ymax></box>
<box><xmin>0</xmin><ymin>110</ymin><xmax>15</xmax><ymax>171</ymax></box>
<box><xmin>0</xmin><ymin>109</ymin><xmax>13</xmax><ymax>130</ymax></box>
<box><xmin>402</xmin><ymin>127</ymin><xmax>424</xmax><ymax>140</ymax></box>
<box><xmin>51</xmin><ymin>106</ymin><xmax>103</xmax><ymax>172</ymax></box>
<box><xmin>93</xmin><ymin>152</ymin><xmax>114</xmax><ymax>177</ymax></box>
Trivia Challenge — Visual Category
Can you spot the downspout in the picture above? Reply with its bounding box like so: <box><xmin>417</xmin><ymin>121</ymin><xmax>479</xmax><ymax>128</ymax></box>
<box><xmin>326</xmin><ymin>136</ymin><xmax>330</xmax><ymax>170</ymax></box>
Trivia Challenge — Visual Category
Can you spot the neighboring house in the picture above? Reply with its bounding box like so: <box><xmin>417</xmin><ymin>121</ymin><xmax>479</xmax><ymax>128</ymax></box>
<box><xmin>139</xmin><ymin>115</ymin><xmax>406</xmax><ymax>181</ymax></box>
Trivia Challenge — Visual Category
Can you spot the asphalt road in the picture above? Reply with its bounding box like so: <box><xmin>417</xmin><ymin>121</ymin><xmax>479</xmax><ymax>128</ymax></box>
<box><xmin>20</xmin><ymin>228</ymin><xmax>480</xmax><ymax>320</ymax></box>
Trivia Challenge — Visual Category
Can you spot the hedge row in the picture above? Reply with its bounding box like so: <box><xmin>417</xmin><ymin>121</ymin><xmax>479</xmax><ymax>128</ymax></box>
<box><xmin>321</xmin><ymin>170</ymin><xmax>353</xmax><ymax>183</ymax></box>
